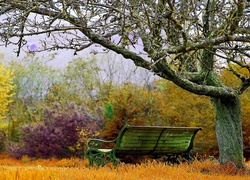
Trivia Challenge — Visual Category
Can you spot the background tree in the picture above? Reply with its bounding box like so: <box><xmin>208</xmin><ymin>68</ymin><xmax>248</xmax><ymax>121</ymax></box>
<box><xmin>5</xmin><ymin>54</ymin><xmax>61</xmax><ymax>141</ymax></box>
<box><xmin>0</xmin><ymin>62</ymin><xmax>14</xmax><ymax>152</ymax></box>
<box><xmin>0</xmin><ymin>64</ymin><xmax>14</xmax><ymax>119</ymax></box>
<box><xmin>1</xmin><ymin>0</ymin><xmax>250</xmax><ymax>168</ymax></box>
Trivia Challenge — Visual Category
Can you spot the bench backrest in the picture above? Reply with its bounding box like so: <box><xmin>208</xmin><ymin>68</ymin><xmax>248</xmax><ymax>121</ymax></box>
<box><xmin>115</xmin><ymin>125</ymin><xmax>202</xmax><ymax>155</ymax></box>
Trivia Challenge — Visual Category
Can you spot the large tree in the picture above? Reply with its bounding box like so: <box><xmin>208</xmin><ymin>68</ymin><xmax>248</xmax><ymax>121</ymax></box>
<box><xmin>1</xmin><ymin>0</ymin><xmax>250</xmax><ymax>168</ymax></box>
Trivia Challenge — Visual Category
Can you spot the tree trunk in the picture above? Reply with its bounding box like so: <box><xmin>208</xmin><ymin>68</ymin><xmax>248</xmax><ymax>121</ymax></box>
<box><xmin>211</xmin><ymin>95</ymin><xmax>244</xmax><ymax>168</ymax></box>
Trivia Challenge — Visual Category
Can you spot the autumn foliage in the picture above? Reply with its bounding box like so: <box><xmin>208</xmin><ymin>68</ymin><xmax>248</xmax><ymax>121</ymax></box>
<box><xmin>0</xmin><ymin>64</ymin><xmax>14</xmax><ymax>119</ymax></box>
<box><xmin>100</xmin><ymin>82</ymin><xmax>216</xmax><ymax>156</ymax></box>
<box><xmin>1</xmin><ymin>56</ymin><xmax>250</xmax><ymax>162</ymax></box>
<box><xmin>101</xmin><ymin>84</ymin><xmax>159</xmax><ymax>140</ymax></box>
<box><xmin>7</xmin><ymin>104</ymin><xmax>103</xmax><ymax>159</ymax></box>
<box><xmin>99</xmin><ymin>69</ymin><xmax>250</xmax><ymax>158</ymax></box>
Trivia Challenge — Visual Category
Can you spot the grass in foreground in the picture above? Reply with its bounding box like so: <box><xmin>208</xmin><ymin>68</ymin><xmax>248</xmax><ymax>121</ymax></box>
<box><xmin>0</xmin><ymin>154</ymin><xmax>249</xmax><ymax>180</ymax></box>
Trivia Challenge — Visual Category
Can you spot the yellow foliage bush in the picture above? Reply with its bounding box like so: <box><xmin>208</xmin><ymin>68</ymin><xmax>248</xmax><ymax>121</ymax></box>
<box><xmin>0</xmin><ymin>64</ymin><xmax>15</xmax><ymax>119</ymax></box>
<box><xmin>100</xmin><ymin>70</ymin><xmax>250</xmax><ymax>158</ymax></box>
<box><xmin>100</xmin><ymin>83</ymin><xmax>159</xmax><ymax>140</ymax></box>
<box><xmin>153</xmin><ymin>79</ymin><xmax>216</xmax><ymax>155</ymax></box>
<box><xmin>100</xmin><ymin>81</ymin><xmax>216</xmax><ymax>155</ymax></box>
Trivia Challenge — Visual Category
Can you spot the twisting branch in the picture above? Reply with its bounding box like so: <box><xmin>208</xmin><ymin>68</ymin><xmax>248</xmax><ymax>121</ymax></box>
<box><xmin>17</xmin><ymin>12</ymin><xmax>29</xmax><ymax>56</ymax></box>
<box><xmin>0</xmin><ymin>0</ymin><xmax>250</xmax><ymax>98</ymax></box>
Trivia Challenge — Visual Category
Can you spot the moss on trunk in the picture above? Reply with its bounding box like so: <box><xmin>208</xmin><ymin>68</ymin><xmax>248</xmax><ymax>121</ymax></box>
<box><xmin>211</xmin><ymin>96</ymin><xmax>244</xmax><ymax>168</ymax></box>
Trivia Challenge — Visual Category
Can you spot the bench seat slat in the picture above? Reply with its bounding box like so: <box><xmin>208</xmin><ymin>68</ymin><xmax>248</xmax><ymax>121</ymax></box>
<box><xmin>119</xmin><ymin>141</ymin><xmax>191</xmax><ymax>146</ymax></box>
<box><xmin>119</xmin><ymin>141</ymin><xmax>190</xmax><ymax>146</ymax></box>
<box><xmin>118</xmin><ymin>144</ymin><xmax>189</xmax><ymax>150</ymax></box>
<box><xmin>120</xmin><ymin>138</ymin><xmax>192</xmax><ymax>142</ymax></box>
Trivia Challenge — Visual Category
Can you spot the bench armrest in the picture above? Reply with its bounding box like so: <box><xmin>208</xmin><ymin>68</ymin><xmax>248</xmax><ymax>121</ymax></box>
<box><xmin>87</xmin><ymin>138</ymin><xmax>117</xmax><ymax>149</ymax></box>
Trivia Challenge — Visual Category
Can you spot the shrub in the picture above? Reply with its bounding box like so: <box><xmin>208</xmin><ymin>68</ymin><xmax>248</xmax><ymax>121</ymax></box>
<box><xmin>99</xmin><ymin>81</ymin><xmax>216</xmax><ymax>157</ymax></box>
<box><xmin>0</xmin><ymin>129</ymin><xmax>6</xmax><ymax>152</ymax></box>
<box><xmin>8</xmin><ymin>104</ymin><xmax>103</xmax><ymax>159</ymax></box>
<box><xmin>6</xmin><ymin>55</ymin><xmax>62</xmax><ymax>142</ymax></box>
<box><xmin>0</xmin><ymin>64</ymin><xmax>15</xmax><ymax>119</ymax></box>
<box><xmin>100</xmin><ymin>83</ymin><xmax>159</xmax><ymax>140</ymax></box>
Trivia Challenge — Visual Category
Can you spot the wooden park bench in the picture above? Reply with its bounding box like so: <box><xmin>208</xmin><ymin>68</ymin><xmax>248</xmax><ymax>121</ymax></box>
<box><xmin>85</xmin><ymin>125</ymin><xmax>202</xmax><ymax>167</ymax></box>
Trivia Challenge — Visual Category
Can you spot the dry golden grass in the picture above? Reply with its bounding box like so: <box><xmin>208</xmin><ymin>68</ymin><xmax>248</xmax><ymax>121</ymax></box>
<box><xmin>0</xmin><ymin>153</ymin><xmax>249</xmax><ymax>180</ymax></box>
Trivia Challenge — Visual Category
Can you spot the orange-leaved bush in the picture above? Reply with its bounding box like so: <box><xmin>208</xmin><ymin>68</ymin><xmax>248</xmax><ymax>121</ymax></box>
<box><xmin>100</xmin><ymin>83</ymin><xmax>159</xmax><ymax>140</ymax></box>
<box><xmin>98</xmin><ymin>81</ymin><xmax>216</xmax><ymax>156</ymax></box>
<box><xmin>153</xmin><ymin>79</ymin><xmax>216</xmax><ymax>154</ymax></box>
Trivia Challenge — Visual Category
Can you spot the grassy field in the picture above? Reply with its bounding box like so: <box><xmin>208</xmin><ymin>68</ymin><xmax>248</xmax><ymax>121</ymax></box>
<box><xmin>0</xmin><ymin>154</ymin><xmax>249</xmax><ymax>180</ymax></box>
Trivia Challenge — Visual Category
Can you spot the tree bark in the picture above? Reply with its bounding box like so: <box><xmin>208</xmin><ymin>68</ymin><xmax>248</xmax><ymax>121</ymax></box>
<box><xmin>211</xmin><ymin>96</ymin><xmax>244</xmax><ymax>168</ymax></box>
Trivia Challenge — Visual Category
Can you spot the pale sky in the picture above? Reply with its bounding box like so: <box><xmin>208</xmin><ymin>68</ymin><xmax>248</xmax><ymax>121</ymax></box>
<box><xmin>0</xmin><ymin>39</ymin><xmax>156</xmax><ymax>85</ymax></box>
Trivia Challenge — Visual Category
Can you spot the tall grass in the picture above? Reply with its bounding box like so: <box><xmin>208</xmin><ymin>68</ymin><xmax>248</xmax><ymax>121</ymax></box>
<box><xmin>0</xmin><ymin>154</ymin><xmax>249</xmax><ymax>180</ymax></box>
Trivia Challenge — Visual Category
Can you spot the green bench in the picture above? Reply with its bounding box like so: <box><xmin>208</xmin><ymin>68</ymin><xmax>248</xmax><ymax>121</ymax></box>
<box><xmin>85</xmin><ymin>125</ymin><xmax>202</xmax><ymax>167</ymax></box>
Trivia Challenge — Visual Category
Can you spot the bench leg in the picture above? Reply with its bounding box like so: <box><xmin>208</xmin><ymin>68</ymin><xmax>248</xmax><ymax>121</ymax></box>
<box><xmin>102</xmin><ymin>151</ymin><xmax>119</xmax><ymax>166</ymax></box>
<box><xmin>182</xmin><ymin>152</ymin><xmax>194</xmax><ymax>163</ymax></box>
<box><xmin>85</xmin><ymin>150</ymin><xmax>95</xmax><ymax>167</ymax></box>
<box><xmin>164</xmin><ymin>154</ymin><xmax>180</xmax><ymax>165</ymax></box>
<box><xmin>85</xmin><ymin>149</ymin><xmax>119</xmax><ymax>167</ymax></box>
<box><xmin>88</xmin><ymin>158</ymin><xmax>94</xmax><ymax>167</ymax></box>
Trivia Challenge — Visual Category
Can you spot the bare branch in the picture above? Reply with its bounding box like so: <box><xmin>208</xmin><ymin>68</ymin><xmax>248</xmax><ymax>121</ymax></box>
<box><xmin>1</xmin><ymin>0</ymin><xmax>250</xmax><ymax>96</ymax></box>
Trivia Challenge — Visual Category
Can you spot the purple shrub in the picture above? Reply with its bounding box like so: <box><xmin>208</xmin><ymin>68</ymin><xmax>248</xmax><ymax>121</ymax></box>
<box><xmin>8</xmin><ymin>107</ymin><xmax>103</xmax><ymax>159</ymax></box>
